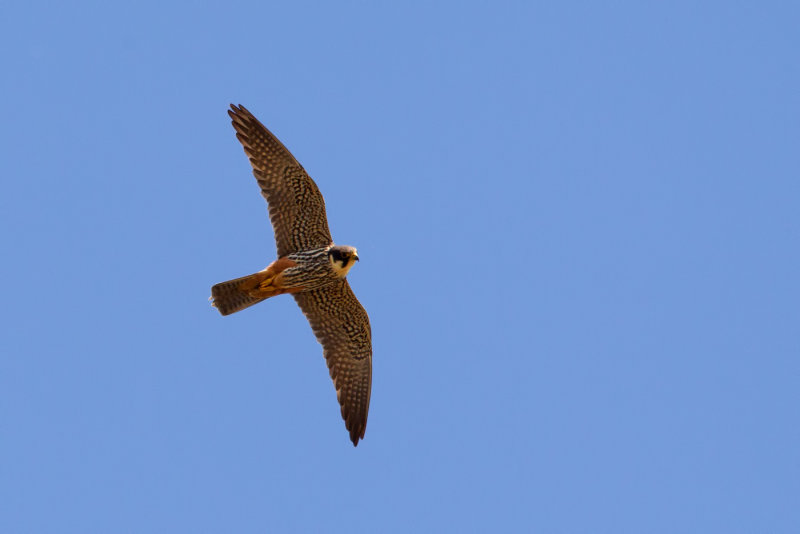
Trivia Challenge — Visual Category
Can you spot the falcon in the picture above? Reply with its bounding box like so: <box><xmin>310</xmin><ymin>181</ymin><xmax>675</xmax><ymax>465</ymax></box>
<box><xmin>211</xmin><ymin>105</ymin><xmax>372</xmax><ymax>446</ymax></box>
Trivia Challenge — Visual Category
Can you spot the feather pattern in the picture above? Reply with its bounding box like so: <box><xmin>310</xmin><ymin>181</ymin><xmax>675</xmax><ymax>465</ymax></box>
<box><xmin>228</xmin><ymin>104</ymin><xmax>333</xmax><ymax>257</ymax></box>
<box><xmin>294</xmin><ymin>280</ymin><xmax>372</xmax><ymax>446</ymax></box>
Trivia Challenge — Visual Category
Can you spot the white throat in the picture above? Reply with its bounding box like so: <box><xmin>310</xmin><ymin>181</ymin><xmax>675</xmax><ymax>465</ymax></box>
<box><xmin>330</xmin><ymin>256</ymin><xmax>355</xmax><ymax>277</ymax></box>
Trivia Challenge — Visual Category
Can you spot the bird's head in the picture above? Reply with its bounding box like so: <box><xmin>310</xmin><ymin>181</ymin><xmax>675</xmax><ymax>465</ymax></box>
<box><xmin>328</xmin><ymin>245</ymin><xmax>359</xmax><ymax>277</ymax></box>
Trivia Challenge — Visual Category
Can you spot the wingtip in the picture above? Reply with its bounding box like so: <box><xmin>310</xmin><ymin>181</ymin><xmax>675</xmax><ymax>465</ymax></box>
<box><xmin>228</xmin><ymin>103</ymin><xmax>243</xmax><ymax>118</ymax></box>
<box><xmin>349</xmin><ymin>424</ymin><xmax>366</xmax><ymax>447</ymax></box>
<box><xmin>229</xmin><ymin>103</ymin><xmax>251</xmax><ymax>115</ymax></box>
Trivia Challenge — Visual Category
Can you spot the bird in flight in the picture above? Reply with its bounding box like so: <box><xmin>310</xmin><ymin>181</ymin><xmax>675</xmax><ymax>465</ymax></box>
<box><xmin>211</xmin><ymin>105</ymin><xmax>372</xmax><ymax>446</ymax></box>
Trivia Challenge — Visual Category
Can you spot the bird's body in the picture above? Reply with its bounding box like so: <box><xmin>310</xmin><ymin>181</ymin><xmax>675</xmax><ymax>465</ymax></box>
<box><xmin>211</xmin><ymin>105</ymin><xmax>371</xmax><ymax>446</ymax></box>
<box><xmin>212</xmin><ymin>245</ymin><xmax>359</xmax><ymax>314</ymax></box>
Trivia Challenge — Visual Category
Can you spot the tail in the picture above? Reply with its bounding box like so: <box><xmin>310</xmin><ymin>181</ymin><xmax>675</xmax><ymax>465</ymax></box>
<box><xmin>210</xmin><ymin>271</ymin><xmax>279</xmax><ymax>316</ymax></box>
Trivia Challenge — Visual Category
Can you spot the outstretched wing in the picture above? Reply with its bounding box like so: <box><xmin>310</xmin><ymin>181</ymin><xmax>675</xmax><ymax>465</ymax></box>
<box><xmin>228</xmin><ymin>104</ymin><xmax>333</xmax><ymax>257</ymax></box>
<box><xmin>293</xmin><ymin>280</ymin><xmax>372</xmax><ymax>446</ymax></box>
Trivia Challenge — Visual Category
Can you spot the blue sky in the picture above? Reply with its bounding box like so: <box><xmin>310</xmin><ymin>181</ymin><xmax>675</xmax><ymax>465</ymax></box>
<box><xmin>2</xmin><ymin>1</ymin><xmax>799</xmax><ymax>532</ymax></box>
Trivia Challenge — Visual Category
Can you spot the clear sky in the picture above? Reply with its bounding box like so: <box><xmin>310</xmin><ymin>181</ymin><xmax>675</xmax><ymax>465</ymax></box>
<box><xmin>2</xmin><ymin>1</ymin><xmax>799</xmax><ymax>532</ymax></box>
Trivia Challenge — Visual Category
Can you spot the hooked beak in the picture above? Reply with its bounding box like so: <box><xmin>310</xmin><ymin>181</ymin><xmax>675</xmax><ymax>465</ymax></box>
<box><xmin>354</xmin><ymin>255</ymin><xmax>360</xmax><ymax>262</ymax></box>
